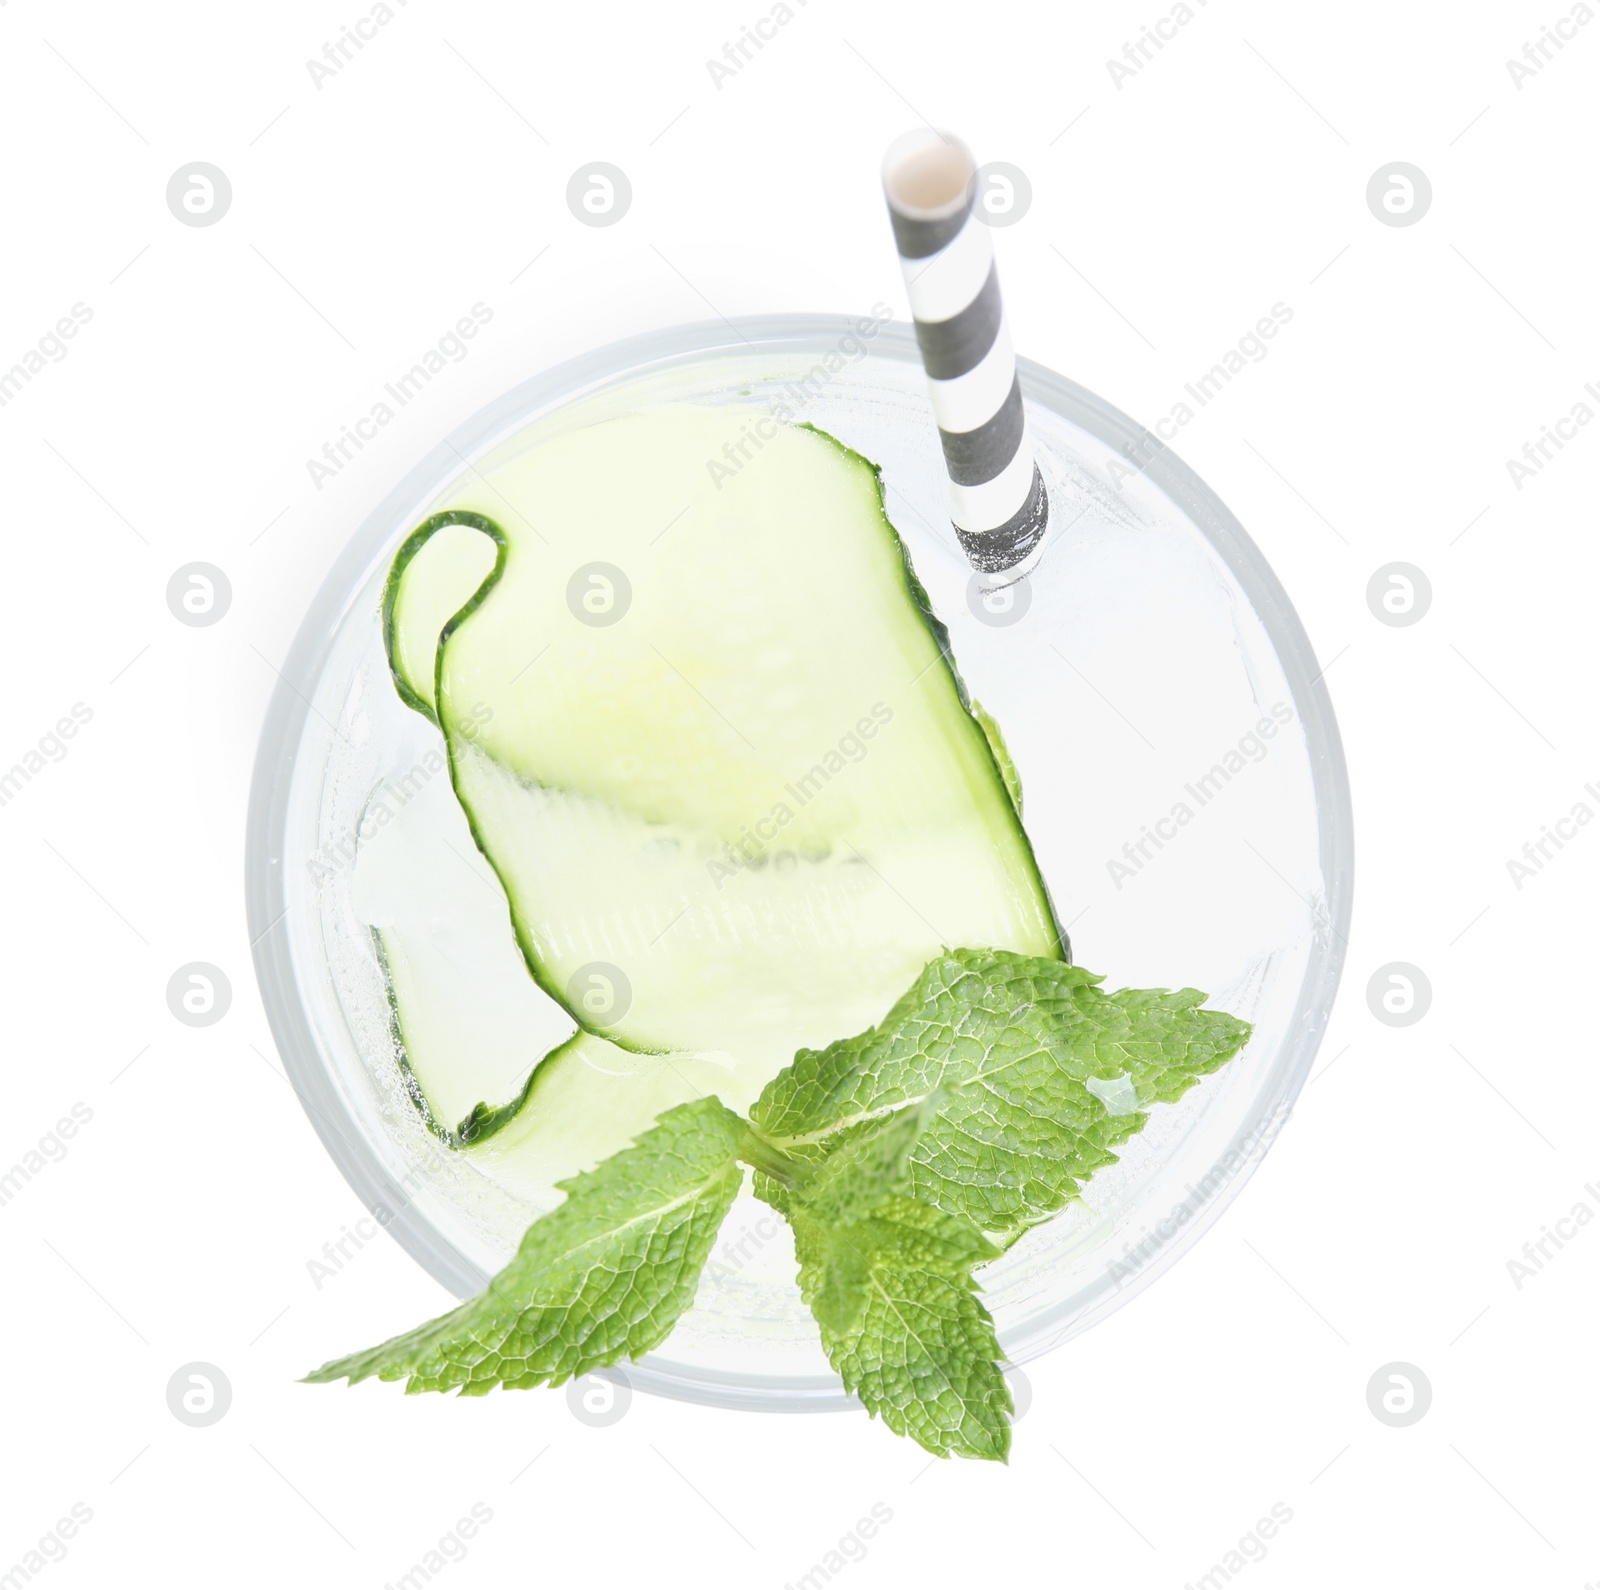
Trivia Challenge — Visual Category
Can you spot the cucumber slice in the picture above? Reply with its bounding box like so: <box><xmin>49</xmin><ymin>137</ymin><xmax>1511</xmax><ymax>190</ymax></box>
<box><xmin>352</xmin><ymin>758</ymin><xmax>782</xmax><ymax>1161</ymax></box>
<box><xmin>387</xmin><ymin>407</ymin><xmax>1063</xmax><ymax>1075</ymax></box>
<box><xmin>462</xmin><ymin>1032</ymin><xmax>757</xmax><ymax>1197</ymax></box>
<box><xmin>352</xmin><ymin>767</ymin><xmax>569</xmax><ymax>1141</ymax></box>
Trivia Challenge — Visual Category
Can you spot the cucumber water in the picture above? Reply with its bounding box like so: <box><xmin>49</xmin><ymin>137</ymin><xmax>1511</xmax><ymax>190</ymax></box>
<box><xmin>362</xmin><ymin>406</ymin><xmax>1064</xmax><ymax>1174</ymax></box>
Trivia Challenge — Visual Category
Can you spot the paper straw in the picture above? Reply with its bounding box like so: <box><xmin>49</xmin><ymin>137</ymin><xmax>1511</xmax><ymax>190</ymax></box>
<box><xmin>881</xmin><ymin>129</ymin><xmax>1049</xmax><ymax>583</ymax></box>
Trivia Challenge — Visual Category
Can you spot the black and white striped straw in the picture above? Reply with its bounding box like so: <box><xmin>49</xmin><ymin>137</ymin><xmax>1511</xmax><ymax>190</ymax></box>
<box><xmin>882</xmin><ymin>129</ymin><xmax>1048</xmax><ymax>583</ymax></box>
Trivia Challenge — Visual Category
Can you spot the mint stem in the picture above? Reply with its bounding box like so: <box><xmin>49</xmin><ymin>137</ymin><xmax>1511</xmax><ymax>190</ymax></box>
<box><xmin>736</xmin><ymin>1126</ymin><xmax>803</xmax><ymax>1188</ymax></box>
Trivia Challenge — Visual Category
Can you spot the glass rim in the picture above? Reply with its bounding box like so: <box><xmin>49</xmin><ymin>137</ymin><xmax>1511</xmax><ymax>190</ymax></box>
<box><xmin>245</xmin><ymin>311</ymin><xmax>1354</xmax><ymax>1413</ymax></box>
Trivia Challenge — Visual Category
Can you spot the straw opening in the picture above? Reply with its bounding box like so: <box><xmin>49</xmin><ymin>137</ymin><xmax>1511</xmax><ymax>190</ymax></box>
<box><xmin>881</xmin><ymin>129</ymin><xmax>975</xmax><ymax>219</ymax></box>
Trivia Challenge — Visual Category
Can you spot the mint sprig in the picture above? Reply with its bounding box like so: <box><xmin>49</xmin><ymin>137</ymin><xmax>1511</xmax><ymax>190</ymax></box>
<box><xmin>753</xmin><ymin>950</ymin><xmax>1253</xmax><ymax>1240</ymax></box>
<box><xmin>304</xmin><ymin>1096</ymin><xmax>747</xmax><ymax>1393</ymax></box>
<box><xmin>308</xmin><ymin>950</ymin><xmax>1252</xmax><ymax>1457</ymax></box>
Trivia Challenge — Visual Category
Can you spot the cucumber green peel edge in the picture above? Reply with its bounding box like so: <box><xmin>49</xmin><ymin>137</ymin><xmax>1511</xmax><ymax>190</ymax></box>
<box><xmin>381</xmin><ymin>509</ymin><xmax>508</xmax><ymax>725</ymax></box>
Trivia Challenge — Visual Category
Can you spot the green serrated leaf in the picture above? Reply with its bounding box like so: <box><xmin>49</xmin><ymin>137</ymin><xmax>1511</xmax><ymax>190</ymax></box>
<box><xmin>753</xmin><ymin>1106</ymin><xmax>1010</xmax><ymax>1460</ymax></box>
<box><xmin>783</xmin><ymin>1095</ymin><xmax>939</xmax><ymax>1225</ymax></box>
<box><xmin>304</xmin><ymin>1098</ymin><xmax>746</xmax><ymax>1393</ymax></box>
<box><xmin>753</xmin><ymin>1102</ymin><xmax>942</xmax><ymax>1326</ymax></box>
<box><xmin>786</xmin><ymin>1196</ymin><xmax>1010</xmax><ymax>1460</ymax></box>
<box><xmin>751</xmin><ymin>948</ymin><xmax>1252</xmax><ymax>1237</ymax></box>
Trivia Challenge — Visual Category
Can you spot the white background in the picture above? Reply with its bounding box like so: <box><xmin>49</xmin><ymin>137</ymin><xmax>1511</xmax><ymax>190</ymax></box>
<box><xmin>2</xmin><ymin>0</ymin><xmax>1596</xmax><ymax>1585</ymax></box>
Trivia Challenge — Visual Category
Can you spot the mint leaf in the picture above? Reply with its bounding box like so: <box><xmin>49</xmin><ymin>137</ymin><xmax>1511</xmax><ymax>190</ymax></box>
<box><xmin>773</xmin><ymin>1096</ymin><xmax>938</xmax><ymax>1225</ymax></box>
<box><xmin>304</xmin><ymin>1098</ymin><xmax>746</xmax><ymax>1393</ymax></box>
<box><xmin>755</xmin><ymin>1105</ymin><xmax>1010</xmax><ymax>1459</ymax></box>
<box><xmin>752</xmin><ymin>949</ymin><xmax>1251</xmax><ymax>1238</ymax></box>
<box><xmin>782</xmin><ymin>1190</ymin><xmax>1010</xmax><ymax>1459</ymax></box>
